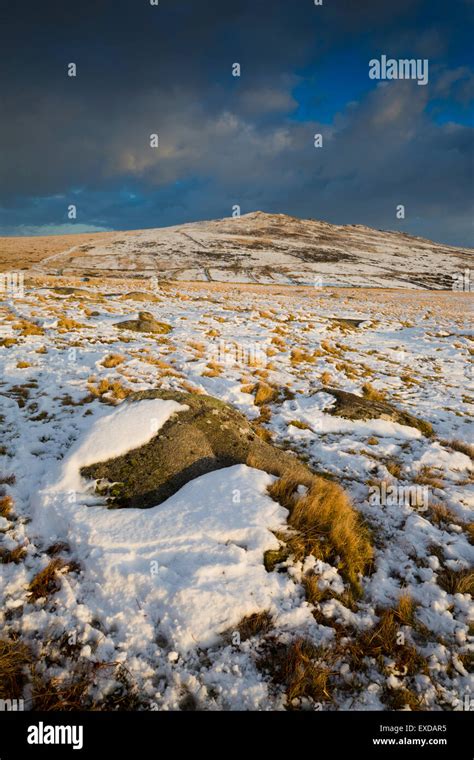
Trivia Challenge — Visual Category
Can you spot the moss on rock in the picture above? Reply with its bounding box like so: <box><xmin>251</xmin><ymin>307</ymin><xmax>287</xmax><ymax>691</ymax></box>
<box><xmin>81</xmin><ymin>389</ymin><xmax>313</xmax><ymax>508</ymax></box>
<box><xmin>114</xmin><ymin>311</ymin><xmax>172</xmax><ymax>335</ymax></box>
<box><xmin>318</xmin><ymin>387</ymin><xmax>434</xmax><ymax>437</ymax></box>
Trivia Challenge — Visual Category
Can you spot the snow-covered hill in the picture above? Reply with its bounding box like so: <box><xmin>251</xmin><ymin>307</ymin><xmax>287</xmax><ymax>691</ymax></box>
<box><xmin>32</xmin><ymin>212</ymin><xmax>473</xmax><ymax>289</ymax></box>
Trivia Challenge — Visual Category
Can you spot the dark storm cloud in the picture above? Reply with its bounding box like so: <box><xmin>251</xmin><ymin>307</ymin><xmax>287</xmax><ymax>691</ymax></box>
<box><xmin>0</xmin><ymin>0</ymin><xmax>472</xmax><ymax>244</ymax></box>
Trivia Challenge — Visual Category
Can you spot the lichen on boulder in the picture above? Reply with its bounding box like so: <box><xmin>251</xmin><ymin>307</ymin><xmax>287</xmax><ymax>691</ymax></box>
<box><xmin>317</xmin><ymin>386</ymin><xmax>433</xmax><ymax>437</ymax></box>
<box><xmin>81</xmin><ymin>390</ymin><xmax>313</xmax><ymax>508</ymax></box>
<box><xmin>114</xmin><ymin>311</ymin><xmax>171</xmax><ymax>334</ymax></box>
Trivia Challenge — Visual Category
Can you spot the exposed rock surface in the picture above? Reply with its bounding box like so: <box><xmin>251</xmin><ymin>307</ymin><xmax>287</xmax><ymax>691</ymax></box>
<box><xmin>114</xmin><ymin>311</ymin><xmax>171</xmax><ymax>334</ymax></box>
<box><xmin>317</xmin><ymin>386</ymin><xmax>434</xmax><ymax>436</ymax></box>
<box><xmin>81</xmin><ymin>390</ymin><xmax>314</xmax><ymax>508</ymax></box>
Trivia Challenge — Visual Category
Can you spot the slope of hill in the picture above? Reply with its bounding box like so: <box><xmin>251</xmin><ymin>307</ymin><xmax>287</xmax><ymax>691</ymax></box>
<box><xmin>5</xmin><ymin>211</ymin><xmax>471</xmax><ymax>289</ymax></box>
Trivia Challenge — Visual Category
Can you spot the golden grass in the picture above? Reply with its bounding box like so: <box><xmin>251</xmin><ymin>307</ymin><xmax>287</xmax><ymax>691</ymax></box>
<box><xmin>187</xmin><ymin>340</ymin><xmax>206</xmax><ymax>356</ymax></box>
<box><xmin>254</xmin><ymin>426</ymin><xmax>273</xmax><ymax>442</ymax></box>
<box><xmin>0</xmin><ymin>337</ymin><xmax>19</xmax><ymax>348</ymax></box>
<box><xmin>31</xmin><ymin>660</ymin><xmax>140</xmax><ymax>711</ymax></box>
<box><xmin>428</xmin><ymin>503</ymin><xmax>460</xmax><ymax>528</ymax></box>
<box><xmin>254</xmin><ymin>382</ymin><xmax>279</xmax><ymax>406</ymax></box>
<box><xmin>440</xmin><ymin>438</ymin><xmax>474</xmax><ymax>461</ymax></box>
<box><xmin>465</xmin><ymin>523</ymin><xmax>474</xmax><ymax>544</ymax></box>
<box><xmin>268</xmin><ymin>475</ymin><xmax>373</xmax><ymax>591</ymax></box>
<box><xmin>87</xmin><ymin>378</ymin><xmax>131</xmax><ymax>403</ymax></box>
<box><xmin>0</xmin><ymin>544</ymin><xmax>27</xmax><ymax>564</ymax></box>
<box><xmin>320</xmin><ymin>371</ymin><xmax>333</xmax><ymax>385</ymax></box>
<box><xmin>350</xmin><ymin>595</ymin><xmax>429</xmax><ymax>679</ymax></box>
<box><xmin>179</xmin><ymin>380</ymin><xmax>204</xmax><ymax>395</ymax></box>
<box><xmin>302</xmin><ymin>572</ymin><xmax>359</xmax><ymax>611</ymax></box>
<box><xmin>362</xmin><ymin>382</ymin><xmax>386</xmax><ymax>402</ymax></box>
<box><xmin>27</xmin><ymin>559</ymin><xmax>73</xmax><ymax>602</ymax></box>
<box><xmin>234</xmin><ymin>611</ymin><xmax>273</xmax><ymax>642</ymax></box>
<box><xmin>413</xmin><ymin>465</ymin><xmax>444</xmax><ymax>489</ymax></box>
<box><xmin>400</xmin><ymin>373</ymin><xmax>420</xmax><ymax>387</ymax></box>
<box><xmin>252</xmin><ymin>368</ymin><xmax>269</xmax><ymax>380</ymax></box>
<box><xmin>0</xmin><ymin>495</ymin><xmax>14</xmax><ymax>518</ymax></box>
<box><xmin>101</xmin><ymin>353</ymin><xmax>125</xmax><ymax>368</ymax></box>
<box><xmin>319</xmin><ymin>339</ymin><xmax>338</xmax><ymax>355</ymax></box>
<box><xmin>386</xmin><ymin>461</ymin><xmax>403</xmax><ymax>479</ymax></box>
<box><xmin>0</xmin><ymin>638</ymin><xmax>32</xmax><ymax>700</ymax></box>
<box><xmin>271</xmin><ymin>335</ymin><xmax>286</xmax><ymax>350</ymax></box>
<box><xmin>290</xmin><ymin>348</ymin><xmax>315</xmax><ymax>365</ymax></box>
<box><xmin>16</xmin><ymin>361</ymin><xmax>32</xmax><ymax>369</ymax></box>
<box><xmin>13</xmin><ymin>319</ymin><xmax>44</xmax><ymax>336</ymax></box>
<box><xmin>202</xmin><ymin>361</ymin><xmax>222</xmax><ymax>377</ymax></box>
<box><xmin>437</xmin><ymin>568</ymin><xmax>474</xmax><ymax>596</ymax></box>
<box><xmin>258</xmin><ymin>638</ymin><xmax>334</xmax><ymax>704</ymax></box>
<box><xmin>383</xmin><ymin>687</ymin><xmax>424</xmax><ymax>711</ymax></box>
<box><xmin>288</xmin><ymin>420</ymin><xmax>312</xmax><ymax>430</ymax></box>
<box><xmin>57</xmin><ymin>316</ymin><xmax>86</xmax><ymax>331</ymax></box>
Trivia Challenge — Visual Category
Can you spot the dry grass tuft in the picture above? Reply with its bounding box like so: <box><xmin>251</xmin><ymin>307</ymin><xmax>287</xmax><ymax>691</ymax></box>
<box><xmin>413</xmin><ymin>466</ymin><xmax>444</xmax><ymax>489</ymax></box>
<box><xmin>302</xmin><ymin>572</ymin><xmax>359</xmax><ymax>611</ymax></box>
<box><xmin>254</xmin><ymin>382</ymin><xmax>279</xmax><ymax>406</ymax></box>
<box><xmin>101</xmin><ymin>353</ymin><xmax>125</xmax><ymax>368</ymax></box>
<box><xmin>350</xmin><ymin>595</ymin><xmax>428</xmax><ymax>679</ymax></box>
<box><xmin>320</xmin><ymin>371</ymin><xmax>333</xmax><ymax>386</ymax></box>
<box><xmin>362</xmin><ymin>382</ymin><xmax>386</xmax><ymax>402</ymax></box>
<box><xmin>13</xmin><ymin>319</ymin><xmax>44</xmax><ymax>336</ymax></box>
<box><xmin>31</xmin><ymin>661</ymin><xmax>140</xmax><ymax>711</ymax></box>
<box><xmin>202</xmin><ymin>361</ymin><xmax>222</xmax><ymax>378</ymax></box>
<box><xmin>258</xmin><ymin>638</ymin><xmax>333</xmax><ymax>704</ymax></box>
<box><xmin>267</xmin><ymin>475</ymin><xmax>373</xmax><ymax>591</ymax></box>
<box><xmin>0</xmin><ymin>544</ymin><xmax>27</xmax><ymax>564</ymax></box>
<box><xmin>386</xmin><ymin>460</ymin><xmax>403</xmax><ymax>479</ymax></box>
<box><xmin>437</xmin><ymin>568</ymin><xmax>474</xmax><ymax>596</ymax></box>
<box><xmin>0</xmin><ymin>638</ymin><xmax>32</xmax><ymax>699</ymax></box>
<box><xmin>87</xmin><ymin>378</ymin><xmax>131</xmax><ymax>403</ymax></box>
<box><xmin>0</xmin><ymin>337</ymin><xmax>19</xmax><ymax>348</ymax></box>
<box><xmin>234</xmin><ymin>611</ymin><xmax>273</xmax><ymax>642</ymax></box>
<box><xmin>288</xmin><ymin>419</ymin><xmax>312</xmax><ymax>431</ymax></box>
<box><xmin>0</xmin><ymin>495</ymin><xmax>14</xmax><ymax>518</ymax></box>
<box><xmin>179</xmin><ymin>380</ymin><xmax>204</xmax><ymax>395</ymax></box>
<box><xmin>428</xmin><ymin>503</ymin><xmax>461</xmax><ymax>528</ymax></box>
<box><xmin>254</xmin><ymin>426</ymin><xmax>273</xmax><ymax>443</ymax></box>
<box><xmin>440</xmin><ymin>438</ymin><xmax>474</xmax><ymax>461</ymax></box>
<box><xmin>383</xmin><ymin>687</ymin><xmax>424</xmax><ymax>711</ymax></box>
<box><xmin>290</xmin><ymin>348</ymin><xmax>315</xmax><ymax>365</ymax></box>
<box><xmin>465</xmin><ymin>523</ymin><xmax>474</xmax><ymax>544</ymax></box>
<box><xmin>57</xmin><ymin>316</ymin><xmax>86</xmax><ymax>331</ymax></box>
<box><xmin>27</xmin><ymin>558</ymin><xmax>77</xmax><ymax>602</ymax></box>
<box><xmin>271</xmin><ymin>335</ymin><xmax>286</xmax><ymax>350</ymax></box>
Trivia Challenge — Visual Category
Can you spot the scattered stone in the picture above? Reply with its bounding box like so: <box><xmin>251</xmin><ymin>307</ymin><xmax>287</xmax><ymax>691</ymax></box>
<box><xmin>317</xmin><ymin>386</ymin><xmax>434</xmax><ymax>437</ymax></box>
<box><xmin>81</xmin><ymin>390</ymin><xmax>313</xmax><ymax>508</ymax></box>
<box><xmin>114</xmin><ymin>311</ymin><xmax>172</xmax><ymax>334</ymax></box>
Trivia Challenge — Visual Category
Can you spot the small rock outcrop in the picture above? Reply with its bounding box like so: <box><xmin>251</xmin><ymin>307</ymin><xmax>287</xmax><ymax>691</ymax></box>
<box><xmin>114</xmin><ymin>311</ymin><xmax>171</xmax><ymax>334</ymax></box>
<box><xmin>317</xmin><ymin>387</ymin><xmax>433</xmax><ymax>437</ymax></box>
<box><xmin>81</xmin><ymin>390</ymin><xmax>313</xmax><ymax>508</ymax></box>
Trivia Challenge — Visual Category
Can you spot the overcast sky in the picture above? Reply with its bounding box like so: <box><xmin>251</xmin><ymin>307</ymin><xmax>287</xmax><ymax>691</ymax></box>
<box><xmin>0</xmin><ymin>0</ymin><xmax>473</xmax><ymax>245</ymax></box>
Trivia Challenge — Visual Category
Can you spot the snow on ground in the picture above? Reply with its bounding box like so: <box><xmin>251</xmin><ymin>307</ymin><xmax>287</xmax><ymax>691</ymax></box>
<box><xmin>0</xmin><ymin>279</ymin><xmax>472</xmax><ymax>710</ymax></box>
<box><xmin>30</xmin><ymin>212</ymin><xmax>473</xmax><ymax>290</ymax></box>
<box><xmin>37</xmin><ymin>453</ymin><xmax>307</xmax><ymax>655</ymax></box>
